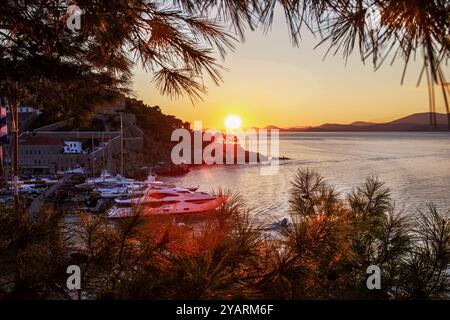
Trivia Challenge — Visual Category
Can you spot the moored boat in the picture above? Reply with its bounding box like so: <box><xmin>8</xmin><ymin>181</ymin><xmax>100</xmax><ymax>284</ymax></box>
<box><xmin>108</xmin><ymin>188</ymin><xmax>227</xmax><ymax>218</ymax></box>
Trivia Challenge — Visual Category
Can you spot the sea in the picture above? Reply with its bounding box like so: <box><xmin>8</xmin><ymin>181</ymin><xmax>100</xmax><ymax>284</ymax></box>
<box><xmin>163</xmin><ymin>132</ymin><xmax>450</xmax><ymax>220</ymax></box>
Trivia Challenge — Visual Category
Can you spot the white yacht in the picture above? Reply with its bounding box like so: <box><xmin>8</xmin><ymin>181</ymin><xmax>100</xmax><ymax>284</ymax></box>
<box><xmin>78</xmin><ymin>173</ymin><xmax>202</xmax><ymax>210</ymax></box>
<box><xmin>85</xmin><ymin>170</ymin><xmax>135</xmax><ymax>185</ymax></box>
<box><xmin>108</xmin><ymin>188</ymin><xmax>227</xmax><ymax>218</ymax></box>
<box><xmin>77</xmin><ymin>170</ymin><xmax>133</xmax><ymax>190</ymax></box>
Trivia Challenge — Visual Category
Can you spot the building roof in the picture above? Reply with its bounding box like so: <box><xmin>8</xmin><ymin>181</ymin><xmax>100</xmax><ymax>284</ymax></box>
<box><xmin>20</xmin><ymin>135</ymin><xmax>64</xmax><ymax>146</ymax></box>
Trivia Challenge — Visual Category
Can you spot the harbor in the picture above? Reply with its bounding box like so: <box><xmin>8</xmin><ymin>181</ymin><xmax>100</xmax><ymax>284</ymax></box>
<box><xmin>0</xmin><ymin>169</ymin><xmax>226</xmax><ymax>220</ymax></box>
<box><xmin>0</xmin><ymin>0</ymin><xmax>448</xmax><ymax>303</ymax></box>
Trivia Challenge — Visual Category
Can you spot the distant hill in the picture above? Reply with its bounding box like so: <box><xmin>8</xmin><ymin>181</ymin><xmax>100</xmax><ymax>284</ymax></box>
<box><xmin>350</xmin><ymin>121</ymin><xmax>377</xmax><ymax>126</ymax></box>
<box><xmin>279</xmin><ymin>113</ymin><xmax>450</xmax><ymax>132</ymax></box>
<box><xmin>388</xmin><ymin>113</ymin><xmax>447</xmax><ymax>125</ymax></box>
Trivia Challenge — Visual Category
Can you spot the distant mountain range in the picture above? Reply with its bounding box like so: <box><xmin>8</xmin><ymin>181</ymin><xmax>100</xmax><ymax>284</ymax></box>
<box><xmin>267</xmin><ymin>113</ymin><xmax>450</xmax><ymax>132</ymax></box>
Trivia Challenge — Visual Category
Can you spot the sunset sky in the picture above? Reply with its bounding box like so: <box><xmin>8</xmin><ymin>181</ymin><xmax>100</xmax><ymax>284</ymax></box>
<box><xmin>132</xmin><ymin>11</ymin><xmax>449</xmax><ymax>129</ymax></box>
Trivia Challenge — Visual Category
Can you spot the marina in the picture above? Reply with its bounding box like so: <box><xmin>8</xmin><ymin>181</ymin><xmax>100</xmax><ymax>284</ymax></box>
<box><xmin>0</xmin><ymin>169</ymin><xmax>226</xmax><ymax>220</ymax></box>
<box><xmin>0</xmin><ymin>0</ymin><xmax>448</xmax><ymax>303</ymax></box>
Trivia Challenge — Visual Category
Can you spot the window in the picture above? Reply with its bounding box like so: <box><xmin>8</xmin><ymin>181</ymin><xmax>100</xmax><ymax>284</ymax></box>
<box><xmin>142</xmin><ymin>200</ymin><xmax>179</xmax><ymax>208</ymax></box>
<box><xmin>149</xmin><ymin>192</ymin><xmax>178</xmax><ymax>199</ymax></box>
<box><xmin>185</xmin><ymin>199</ymin><xmax>212</xmax><ymax>204</ymax></box>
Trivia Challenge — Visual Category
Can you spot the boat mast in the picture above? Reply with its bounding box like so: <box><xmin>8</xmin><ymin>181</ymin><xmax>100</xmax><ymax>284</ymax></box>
<box><xmin>0</xmin><ymin>97</ymin><xmax>6</xmax><ymax>191</ymax></box>
<box><xmin>120</xmin><ymin>113</ymin><xmax>124</xmax><ymax>177</ymax></box>
<box><xmin>102</xmin><ymin>132</ymin><xmax>106</xmax><ymax>174</ymax></box>
<box><xmin>8</xmin><ymin>83</ymin><xmax>20</xmax><ymax>217</ymax></box>
<box><xmin>0</xmin><ymin>147</ymin><xmax>3</xmax><ymax>191</ymax></box>
<box><xmin>91</xmin><ymin>136</ymin><xmax>95</xmax><ymax>179</ymax></box>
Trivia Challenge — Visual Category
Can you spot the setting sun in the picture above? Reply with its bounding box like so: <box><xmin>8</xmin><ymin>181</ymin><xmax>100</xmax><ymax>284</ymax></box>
<box><xmin>224</xmin><ymin>114</ymin><xmax>242</xmax><ymax>130</ymax></box>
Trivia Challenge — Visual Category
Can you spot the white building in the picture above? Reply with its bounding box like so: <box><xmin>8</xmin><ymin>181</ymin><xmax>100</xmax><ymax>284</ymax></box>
<box><xmin>6</xmin><ymin>105</ymin><xmax>41</xmax><ymax>114</ymax></box>
<box><xmin>63</xmin><ymin>141</ymin><xmax>83</xmax><ymax>154</ymax></box>
<box><xmin>18</xmin><ymin>106</ymin><xmax>38</xmax><ymax>113</ymax></box>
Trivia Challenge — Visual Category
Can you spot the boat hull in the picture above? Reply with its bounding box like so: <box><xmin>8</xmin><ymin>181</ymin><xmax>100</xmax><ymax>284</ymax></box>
<box><xmin>108</xmin><ymin>196</ymin><xmax>226</xmax><ymax>219</ymax></box>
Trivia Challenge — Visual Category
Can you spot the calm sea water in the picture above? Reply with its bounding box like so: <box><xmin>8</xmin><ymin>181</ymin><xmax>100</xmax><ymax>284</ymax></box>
<box><xmin>163</xmin><ymin>132</ymin><xmax>450</xmax><ymax>219</ymax></box>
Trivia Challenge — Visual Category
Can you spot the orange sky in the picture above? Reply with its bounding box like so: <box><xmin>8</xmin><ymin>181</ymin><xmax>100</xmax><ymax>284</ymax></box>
<box><xmin>132</xmin><ymin>11</ymin><xmax>449</xmax><ymax>129</ymax></box>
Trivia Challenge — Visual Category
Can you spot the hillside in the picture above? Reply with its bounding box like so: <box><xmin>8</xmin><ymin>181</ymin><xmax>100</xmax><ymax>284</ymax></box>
<box><xmin>280</xmin><ymin>113</ymin><xmax>450</xmax><ymax>132</ymax></box>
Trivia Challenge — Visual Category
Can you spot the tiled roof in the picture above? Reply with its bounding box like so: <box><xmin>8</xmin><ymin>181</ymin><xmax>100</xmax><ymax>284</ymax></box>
<box><xmin>20</xmin><ymin>135</ymin><xmax>64</xmax><ymax>146</ymax></box>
